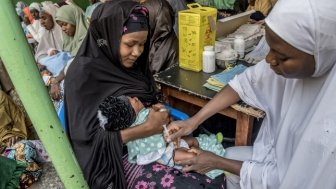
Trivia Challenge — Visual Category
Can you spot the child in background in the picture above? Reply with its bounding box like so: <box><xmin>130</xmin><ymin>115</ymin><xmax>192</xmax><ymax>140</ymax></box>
<box><xmin>97</xmin><ymin>95</ymin><xmax>225</xmax><ymax>179</ymax></box>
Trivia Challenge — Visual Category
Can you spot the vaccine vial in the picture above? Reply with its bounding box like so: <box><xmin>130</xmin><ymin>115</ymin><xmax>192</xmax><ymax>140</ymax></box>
<box><xmin>233</xmin><ymin>35</ymin><xmax>245</xmax><ymax>58</ymax></box>
<box><xmin>202</xmin><ymin>45</ymin><xmax>216</xmax><ymax>73</ymax></box>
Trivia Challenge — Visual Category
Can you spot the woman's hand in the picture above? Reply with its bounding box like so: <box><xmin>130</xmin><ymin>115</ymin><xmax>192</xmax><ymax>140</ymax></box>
<box><xmin>50</xmin><ymin>81</ymin><xmax>61</xmax><ymax>100</ymax></box>
<box><xmin>166</xmin><ymin>118</ymin><xmax>198</xmax><ymax>142</ymax></box>
<box><xmin>37</xmin><ymin>63</ymin><xmax>46</xmax><ymax>72</ymax></box>
<box><xmin>144</xmin><ymin>107</ymin><xmax>170</xmax><ymax>135</ymax></box>
<box><xmin>120</xmin><ymin>108</ymin><xmax>169</xmax><ymax>143</ymax></box>
<box><xmin>151</xmin><ymin>103</ymin><xmax>165</xmax><ymax>110</ymax></box>
<box><xmin>49</xmin><ymin>49</ymin><xmax>59</xmax><ymax>56</ymax></box>
<box><xmin>176</xmin><ymin>148</ymin><xmax>221</xmax><ymax>174</ymax></box>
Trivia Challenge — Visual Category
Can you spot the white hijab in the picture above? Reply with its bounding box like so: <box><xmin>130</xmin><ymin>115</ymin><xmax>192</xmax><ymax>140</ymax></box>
<box><xmin>228</xmin><ymin>0</ymin><xmax>336</xmax><ymax>188</ymax></box>
<box><xmin>29</xmin><ymin>2</ymin><xmax>42</xmax><ymax>12</ymax></box>
<box><xmin>35</xmin><ymin>4</ymin><xmax>63</xmax><ymax>62</ymax></box>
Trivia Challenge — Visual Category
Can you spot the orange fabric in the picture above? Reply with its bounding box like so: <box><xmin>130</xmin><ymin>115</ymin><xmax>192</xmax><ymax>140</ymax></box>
<box><xmin>246</xmin><ymin>0</ymin><xmax>277</xmax><ymax>16</ymax></box>
<box><xmin>23</xmin><ymin>7</ymin><xmax>34</xmax><ymax>24</ymax></box>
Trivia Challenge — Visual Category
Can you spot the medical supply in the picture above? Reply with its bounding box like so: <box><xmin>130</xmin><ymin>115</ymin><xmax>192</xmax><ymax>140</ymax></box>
<box><xmin>202</xmin><ymin>45</ymin><xmax>216</xmax><ymax>73</ymax></box>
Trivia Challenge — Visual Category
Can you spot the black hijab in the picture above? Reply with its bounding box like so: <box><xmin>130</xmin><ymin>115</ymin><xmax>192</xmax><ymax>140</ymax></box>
<box><xmin>64</xmin><ymin>1</ymin><xmax>158</xmax><ymax>188</ymax></box>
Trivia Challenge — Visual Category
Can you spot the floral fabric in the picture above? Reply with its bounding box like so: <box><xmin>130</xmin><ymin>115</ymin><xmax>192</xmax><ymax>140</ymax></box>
<box><xmin>2</xmin><ymin>140</ymin><xmax>42</xmax><ymax>188</ymax></box>
<box><xmin>123</xmin><ymin>155</ymin><xmax>226</xmax><ymax>189</ymax></box>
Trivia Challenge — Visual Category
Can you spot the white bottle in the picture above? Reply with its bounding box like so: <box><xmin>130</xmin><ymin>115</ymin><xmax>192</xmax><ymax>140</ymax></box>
<box><xmin>233</xmin><ymin>35</ymin><xmax>245</xmax><ymax>58</ymax></box>
<box><xmin>202</xmin><ymin>45</ymin><xmax>216</xmax><ymax>73</ymax></box>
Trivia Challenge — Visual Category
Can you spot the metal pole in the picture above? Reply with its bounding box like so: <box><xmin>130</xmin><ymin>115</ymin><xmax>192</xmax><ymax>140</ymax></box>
<box><xmin>0</xmin><ymin>1</ymin><xmax>89</xmax><ymax>188</ymax></box>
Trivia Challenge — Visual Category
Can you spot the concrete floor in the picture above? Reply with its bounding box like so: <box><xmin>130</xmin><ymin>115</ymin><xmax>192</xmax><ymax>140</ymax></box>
<box><xmin>29</xmin><ymin>163</ymin><xmax>65</xmax><ymax>189</ymax></box>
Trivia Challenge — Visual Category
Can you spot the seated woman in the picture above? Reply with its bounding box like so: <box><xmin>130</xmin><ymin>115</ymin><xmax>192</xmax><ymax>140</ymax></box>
<box><xmin>0</xmin><ymin>90</ymin><xmax>42</xmax><ymax>188</ymax></box>
<box><xmin>48</xmin><ymin>4</ymin><xmax>89</xmax><ymax>106</ymax></box>
<box><xmin>35</xmin><ymin>3</ymin><xmax>66</xmax><ymax>77</ymax></box>
<box><xmin>138</xmin><ymin>0</ymin><xmax>178</xmax><ymax>74</ymax></box>
<box><xmin>55</xmin><ymin>4</ymin><xmax>89</xmax><ymax>58</ymax></box>
<box><xmin>64</xmin><ymin>1</ymin><xmax>226</xmax><ymax>188</ymax></box>
<box><xmin>0</xmin><ymin>90</ymin><xmax>27</xmax><ymax>151</ymax></box>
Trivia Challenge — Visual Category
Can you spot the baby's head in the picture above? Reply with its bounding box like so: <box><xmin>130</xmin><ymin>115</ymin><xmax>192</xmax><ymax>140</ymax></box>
<box><xmin>97</xmin><ymin>95</ymin><xmax>143</xmax><ymax>131</ymax></box>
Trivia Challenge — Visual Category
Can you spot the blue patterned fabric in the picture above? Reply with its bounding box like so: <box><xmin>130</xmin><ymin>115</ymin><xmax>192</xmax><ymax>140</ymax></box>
<box><xmin>197</xmin><ymin>134</ymin><xmax>226</xmax><ymax>179</ymax></box>
<box><xmin>127</xmin><ymin>108</ymin><xmax>166</xmax><ymax>163</ymax></box>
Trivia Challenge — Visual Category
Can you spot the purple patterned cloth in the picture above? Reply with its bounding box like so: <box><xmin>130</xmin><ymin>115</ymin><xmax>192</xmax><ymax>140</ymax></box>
<box><xmin>123</xmin><ymin>155</ymin><xmax>226</xmax><ymax>189</ymax></box>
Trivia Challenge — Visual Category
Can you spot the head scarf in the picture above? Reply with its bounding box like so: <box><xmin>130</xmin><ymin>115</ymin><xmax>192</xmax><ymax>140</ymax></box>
<box><xmin>41</xmin><ymin>1</ymin><xmax>54</xmax><ymax>7</ymax></box>
<box><xmin>266</xmin><ymin>0</ymin><xmax>336</xmax><ymax>77</ymax></box>
<box><xmin>55</xmin><ymin>4</ymin><xmax>89</xmax><ymax>56</ymax></box>
<box><xmin>29</xmin><ymin>2</ymin><xmax>42</xmax><ymax>12</ymax></box>
<box><xmin>84</xmin><ymin>1</ymin><xmax>102</xmax><ymax>19</ymax></box>
<box><xmin>23</xmin><ymin>7</ymin><xmax>34</xmax><ymax>23</ymax></box>
<box><xmin>16</xmin><ymin>1</ymin><xmax>26</xmax><ymax>9</ymax></box>
<box><xmin>35</xmin><ymin>4</ymin><xmax>63</xmax><ymax>62</ymax></box>
<box><xmin>15</xmin><ymin>1</ymin><xmax>26</xmax><ymax>18</ymax></box>
<box><xmin>123</xmin><ymin>9</ymin><xmax>148</xmax><ymax>34</ymax></box>
<box><xmin>16</xmin><ymin>8</ymin><xmax>24</xmax><ymax>18</ymax></box>
<box><xmin>228</xmin><ymin>0</ymin><xmax>336</xmax><ymax>188</ymax></box>
<box><xmin>97</xmin><ymin>95</ymin><xmax>136</xmax><ymax>131</ymax></box>
<box><xmin>142</xmin><ymin>0</ymin><xmax>178</xmax><ymax>73</ymax></box>
<box><xmin>64</xmin><ymin>1</ymin><xmax>157</xmax><ymax>188</ymax></box>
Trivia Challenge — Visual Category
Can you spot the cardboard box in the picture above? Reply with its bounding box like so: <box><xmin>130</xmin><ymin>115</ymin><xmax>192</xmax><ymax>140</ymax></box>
<box><xmin>178</xmin><ymin>3</ymin><xmax>217</xmax><ymax>72</ymax></box>
<box><xmin>216</xmin><ymin>10</ymin><xmax>255</xmax><ymax>38</ymax></box>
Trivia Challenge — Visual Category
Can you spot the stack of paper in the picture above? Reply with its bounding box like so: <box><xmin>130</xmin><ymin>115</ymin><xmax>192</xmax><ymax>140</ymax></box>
<box><xmin>227</xmin><ymin>24</ymin><xmax>261</xmax><ymax>39</ymax></box>
<box><xmin>204</xmin><ymin>64</ymin><xmax>247</xmax><ymax>92</ymax></box>
<box><xmin>244</xmin><ymin>36</ymin><xmax>270</xmax><ymax>64</ymax></box>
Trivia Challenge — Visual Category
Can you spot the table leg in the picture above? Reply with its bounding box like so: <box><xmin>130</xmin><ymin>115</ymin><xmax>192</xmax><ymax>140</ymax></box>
<box><xmin>235</xmin><ymin>112</ymin><xmax>254</xmax><ymax>146</ymax></box>
<box><xmin>161</xmin><ymin>86</ymin><xmax>174</xmax><ymax>105</ymax></box>
<box><xmin>161</xmin><ymin>85</ymin><xmax>254</xmax><ymax>146</ymax></box>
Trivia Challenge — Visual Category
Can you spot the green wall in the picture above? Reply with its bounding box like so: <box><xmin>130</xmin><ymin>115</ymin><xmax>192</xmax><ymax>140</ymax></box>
<box><xmin>12</xmin><ymin>0</ymin><xmax>90</xmax><ymax>11</ymax></box>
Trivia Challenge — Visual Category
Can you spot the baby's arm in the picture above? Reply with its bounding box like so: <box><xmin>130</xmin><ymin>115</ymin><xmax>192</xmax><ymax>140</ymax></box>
<box><xmin>48</xmin><ymin>48</ymin><xmax>59</xmax><ymax>56</ymax></box>
<box><xmin>182</xmin><ymin>136</ymin><xmax>199</xmax><ymax>148</ymax></box>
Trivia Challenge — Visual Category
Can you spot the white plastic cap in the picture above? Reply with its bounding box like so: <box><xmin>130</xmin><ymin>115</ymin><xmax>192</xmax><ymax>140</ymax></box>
<box><xmin>235</xmin><ymin>35</ymin><xmax>244</xmax><ymax>39</ymax></box>
<box><xmin>204</xmin><ymin>45</ymin><xmax>214</xmax><ymax>51</ymax></box>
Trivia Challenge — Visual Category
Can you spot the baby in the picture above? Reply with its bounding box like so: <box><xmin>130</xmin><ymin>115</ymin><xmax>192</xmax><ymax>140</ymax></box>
<box><xmin>97</xmin><ymin>95</ymin><xmax>225</xmax><ymax>179</ymax></box>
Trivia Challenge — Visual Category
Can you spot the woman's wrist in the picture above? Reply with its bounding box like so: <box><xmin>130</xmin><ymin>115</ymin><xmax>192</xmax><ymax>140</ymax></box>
<box><xmin>218</xmin><ymin>158</ymin><xmax>243</xmax><ymax>176</ymax></box>
<box><xmin>189</xmin><ymin>116</ymin><xmax>201</xmax><ymax>131</ymax></box>
<box><xmin>50</xmin><ymin>77</ymin><xmax>60</xmax><ymax>85</ymax></box>
<box><xmin>141</xmin><ymin>121</ymin><xmax>156</xmax><ymax>135</ymax></box>
<box><xmin>120</xmin><ymin>122</ymin><xmax>153</xmax><ymax>143</ymax></box>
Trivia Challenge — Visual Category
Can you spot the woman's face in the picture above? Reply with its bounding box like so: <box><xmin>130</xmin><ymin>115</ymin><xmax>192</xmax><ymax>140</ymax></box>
<box><xmin>57</xmin><ymin>20</ymin><xmax>76</xmax><ymax>36</ymax></box>
<box><xmin>31</xmin><ymin>9</ymin><xmax>40</xmax><ymax>20</ymax></box>
<box><xmin>40</xmin><ymin>12</ymin><xmax>54</xmax><ymax>31</ymax></box>
<box><xmin>119</xmin><ymin>31</ymin><xmax>148</xmax><ymax>68</ymax></box>
<box><xmin>265</xmin><ymin>26</ymin><xmax>315</xmax><ymax>78</ymax></box>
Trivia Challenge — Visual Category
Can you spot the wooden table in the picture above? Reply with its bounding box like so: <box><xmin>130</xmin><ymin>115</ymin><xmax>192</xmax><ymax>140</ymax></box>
<box><xmin>155</xmin><ymin>64</ymin><xmax>264</xmax><ymax>146</ymax></box>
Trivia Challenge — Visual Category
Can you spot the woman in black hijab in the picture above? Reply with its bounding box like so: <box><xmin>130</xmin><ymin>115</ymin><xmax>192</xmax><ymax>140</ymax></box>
<box><xmin>139</xmin><ymin>0</ymin><xmax>178</xmax><ymax>74</ymax></box>
<box><xmin>64</xmin><ymin>1</ymin><xmax>225</xmax><ymax>188</ymax></box>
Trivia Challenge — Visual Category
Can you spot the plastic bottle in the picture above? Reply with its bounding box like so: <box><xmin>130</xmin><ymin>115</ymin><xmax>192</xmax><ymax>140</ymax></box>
<box><xmin>233</xmin><ymin>35</ymin><xmax>245</xmax><ymax>58</ymax></box>
<box><xmin>202</xmin><ymin>45</ymin><xmax>216</xmax><ymax>73</ymax></box>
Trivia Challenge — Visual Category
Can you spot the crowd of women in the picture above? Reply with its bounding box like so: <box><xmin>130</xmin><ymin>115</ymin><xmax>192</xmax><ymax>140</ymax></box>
<box><xmin>14</xmin><ymin>0</ymin><xmax>178</xmax><ymax>114</ymax></box>
<box><xmin>1</xmin><ymin>0</ymin><xmax>335</xmax><ymax>188</ymax></box>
